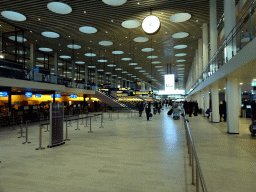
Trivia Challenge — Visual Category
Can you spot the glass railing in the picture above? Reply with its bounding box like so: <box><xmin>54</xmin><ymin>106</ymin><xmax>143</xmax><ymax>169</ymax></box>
<box><xmin>187</xmin><ymin>0</ymin><xmax>256</xmax><ymax>95</ymax></box>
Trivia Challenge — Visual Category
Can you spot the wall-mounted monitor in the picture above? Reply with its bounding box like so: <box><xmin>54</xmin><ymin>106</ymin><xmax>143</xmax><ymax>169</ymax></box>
<box><xmin>25</xmin><ymin>92</ymin><xmax>33</xmax><ymax>98</ymax></box>
<box><xmin>35</xmin><ymin>94</ymin><xmax>41</xmax><ymax>98</ymax></box>
<box><xmin>70</xmin><ymin>94</ymin><xmax>77</xmax><ymax>98</ymax></box>
<box><xmin>0</xmin><ymin>92</ymin><xmax>8</xmax><ymax>97</ymax></box>
<box><xmin>51</xmin><ymin>94</ymin><xmax>61</xmax><ymax>98</ymax></box>
<box><xmin>246</xmin><ymin>105</ymin><xmax>251</xmax><ymax>109</ymax></box>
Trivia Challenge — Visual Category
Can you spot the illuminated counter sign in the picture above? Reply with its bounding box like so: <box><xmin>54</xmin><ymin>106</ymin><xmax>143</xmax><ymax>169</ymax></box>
<box><xmin>165</xmin><ymin>74</ymin><xmax>175</xmax><ymax>93</ymax></box>
<box><xmin>51</xmin><ymin>94</ymin><xmax>61</xmax><ymax>98</ymax></box>
<box><xmin>25</xmin><ymin>92</ymin><xmax>33</xmax><ymax>98</ymax></box>
<box><xmin>135</xmin><ymin>92</ymin><xmax>148</xmax><ymax>95</ymax></box>
<box><xmin>0</xmin><ymin>92</ymin><xmax>8</xmax><ymax>97</ymax></box>
<box><xmin>70</xmin><ymin>94</ymin><xmax>77</xmax><ymax>98</ymax></box>
<box><xmin>35</xmin><ymin>94</ymin><xmax>41</xmax><ymax>98</ymax></box>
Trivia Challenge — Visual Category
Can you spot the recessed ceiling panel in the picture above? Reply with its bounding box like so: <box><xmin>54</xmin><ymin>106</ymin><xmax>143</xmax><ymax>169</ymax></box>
<box><xmin>121</xmin><ymin>20</ymin><xmax>141</xmax><ymax>29</ymax></box>
<box><xmin>1</xmin><ymin>11</ymin><xmax>26</xmax><ymax>21</ymax></box>
<box><xmin>170</xmin><ymin>13</ymin><xmax>191</xmax><ymax>23</ymax></box>
<box><xmin>47</xmin><ymin>2</ymin><xmax>72</xmax><ymax>14</ymax></box>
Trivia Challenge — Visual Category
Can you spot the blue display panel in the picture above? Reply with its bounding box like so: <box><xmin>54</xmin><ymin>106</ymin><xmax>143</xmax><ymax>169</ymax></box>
<box><xmin>0</xmin><ymin>92</ymin><xmax>8</xmax><ymax>97</ymax></box>
<box><xmin>70</xmin><ymin>94</ymin><xmax>77</xmax><ymax>98</ymax></box>
<box><xmin>51</xmin><ymin>94</ymin><xmax>61</xmax><ymax>98</ymax></box>
<box><xmin>35</xmin><ymin>94</ymin><xmax>41</xmax><ymax>98</ymax></box>
<box><xmin>25</xmin><ymin>92</ymin><xmax>33</xmax><ymax>98</ymax></box>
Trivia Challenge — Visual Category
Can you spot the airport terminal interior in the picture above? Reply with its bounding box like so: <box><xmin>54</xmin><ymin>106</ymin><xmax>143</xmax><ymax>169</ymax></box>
<box><xmin>1</xmin><ymin>0</ymin><xmax>256</xmax><ymax>191</ymax></box>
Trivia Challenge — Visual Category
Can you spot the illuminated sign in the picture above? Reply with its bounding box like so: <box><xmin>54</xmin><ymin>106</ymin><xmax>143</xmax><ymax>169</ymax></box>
<box><xmin>51</xmin><ymin>94</ymin><xmax>61</xmax><ymax>98</ymax></box>
<box><xmin>165</xmin><ymin>74</ymin><xmax>175</xmax><ymax>93</ymax></box>
<box><xmin>70</xmin><ymin>94</ymin><xmax>77</xmax><ymax>98</ymax></box>
<box><xmin>25</xmin><ymin>92</ymin><xmax>33</xmax><ymax>98</ymax></box>
<box><xmin>149</xmin><ymin>91</ymin><xmax>153</xmax><ymax>95</ymax></box>
<box><xmin>35</xmin><ymin>94</ymin><xmax>41</xmax><ymax>98</ymax></box>
<box><xmin>0</xmin><ymin>92</ymin><xmax>8</xmax><ymax>97</ymax></box>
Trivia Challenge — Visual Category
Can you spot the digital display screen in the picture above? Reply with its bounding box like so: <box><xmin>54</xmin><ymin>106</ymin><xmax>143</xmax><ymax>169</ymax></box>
<box><xmin>70</xmin><ymin>94</ymin><xmax>77</xmax><ymax>98</ymax></box>
<box><xmin>35</xmin><ymin>94</ymin><xmax>41</xmax><ymax>98</ymax></box>
<box><xmin>246</xmin><ymin>105</ymin><xmax>251</xmax><ymax>109</ymax></box>
<box><xmin>0</xmin><ymin>92</ymin><xmax>8</xmax><ymax>97</ymax></box>
<box><xmin>51</xmin><ymin>94</ymin><xmax>61</xmax><ymax>98</ymax></box>
<box><xmin>25</xmin><ymin>92</ymin><xmax>33</xmax><ymax>98</ymax></box>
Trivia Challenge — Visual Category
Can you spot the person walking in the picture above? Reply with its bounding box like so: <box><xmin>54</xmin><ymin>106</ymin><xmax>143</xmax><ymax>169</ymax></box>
<box><xmin>138</xmin><ymin>102</ymin><xmax>144</xmax><ymax>117</ymax></box>
<box><xmin>145</xmin><ymin>104</ymin><xmax>151</xmax><ymax>121</ymax></box>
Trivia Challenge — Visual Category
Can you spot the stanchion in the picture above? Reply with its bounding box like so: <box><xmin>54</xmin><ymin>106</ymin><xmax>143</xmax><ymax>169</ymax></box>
<box><xmin>18</xmin><ymin>117</ymin><xmax>25</xmax><ymax>134</ymax></box>
<box><xmin>109</xmin><ymin>111</ymin><xmax>110</xmax><ymax>119</ymax></box>
<box><xmin>75</xmin><ymin>114</ymin><xmax>80</xmax><ymax>130</ymax></box>
<box><xmin>68</xmin><ymin>113</ymin><xmax>71</xmax><ymax>127</ymax></box>
<box><xmin>88</xmin><ymin>116</ymin><xmax>93</xmax><ymax>133</ymax></box>
<box><xmin>93</xmin><ymin>114</ymin><xmax>97</xmax><ymax>122</ymax></box>
<box><xmin>18</xmin><ymin>122</ymin><xmax>25</xmax><ymax>138</ymax></box>
<box><xmin>99</xmin><ymin>113</ymin><xmax>104</xmax><ymax>128</ymax></box>
<box><xmin>80</xmin><ymin>113</ymin><xmax>84</xmax><ymax>125</ymax></box>
<box><xmin>22</xmin><ymin>121</ymin><xmax>31</xmax><ymax>144</ymax></box>
<box><xmin>44</xmin><ymin>116</ymin><xmax>50</xmax><ymax>132</ymax></box>
<box><xmin>127</xmin><ymin>111</ymin><xmax>130</xmax><ymax>119</ymax></box>
<box><xmin>102</xmin><ymin>112</ymin><xmax>104</xmax><ymax>123</ymax></box>
<box><xmin>110</xmin><ymin>111</ymin><xmax>113</xmax><ymax>121</ymax></box>
<box><xmin>64</xmin><ymin>119</ymin><xmax>70</xmax><ymax>141</ymax></box>
<box><xmin>117</xmin><ymin>111</ymin><xmax>119</xmax><ymax>118</ymax></box>
<box><xmin>35</xmin><ymin>124</ymin><xmax>45</xmax><ymax>150</ymax></box>
<box><xmin>85</xmin><ymin>114</ymin><xmax>89</xmax><ymax>127</ymax></box>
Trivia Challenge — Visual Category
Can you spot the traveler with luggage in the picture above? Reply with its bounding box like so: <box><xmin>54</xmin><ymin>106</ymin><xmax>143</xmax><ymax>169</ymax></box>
<box><xmin>145</xmin><ymin>104</ymin><xmax>151</xmax><ymax>121</ymax></box>
<box><xmin>138</xmin><ymin>102</ymin><xmax>144</xmax><ymax>117</ymax></box>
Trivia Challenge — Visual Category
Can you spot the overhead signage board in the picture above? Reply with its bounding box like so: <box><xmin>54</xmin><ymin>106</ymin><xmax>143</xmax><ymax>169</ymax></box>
<box><xmin>165</xmin><ymin>74</ymin><xmax>175</xmax><ymax>93</ymax></box>
<box><xmin>70</xmin><ymin>94</ymin><xmax>77</xmax><ymax>99</ymax></box>
<box><xmin>51</xmin><ymin>94</ymin><xmax>61</xmax><ymax>98</ymax></box>
<box><xmin>35</xmin><ymin>94</ymin><xmax>41</xmax><ymax>98</ymax></box>
<box><xmin>25</xmin><ymin>92</ymin><xmax>33</xmax><ymax>98</ymax></box>
<box><xmin>0</xmin><ymin>92</ymin><xmax>8</xmax><ymax>97</ymax></box>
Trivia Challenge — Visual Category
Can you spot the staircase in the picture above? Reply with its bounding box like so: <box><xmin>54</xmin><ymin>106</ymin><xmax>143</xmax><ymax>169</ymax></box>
<box><xmin>94</xmin><ymin>91</ymin><xmax>129</xmax><ymax>108</ymax></box>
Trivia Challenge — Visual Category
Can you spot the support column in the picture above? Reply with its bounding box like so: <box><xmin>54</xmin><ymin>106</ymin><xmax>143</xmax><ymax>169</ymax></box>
<box><xmin>198</xmin><ymin>39</ymin><xmax>203</xmax><ymax>76</ymax></box>
<box><xmin>95</xmin><ymin>70</ymin><xmax>98</xmax><ymax>90</ymax></box>
<box><xmin>224</xmin><ymin>0</ymin><xmax>236</xmax><ymax>61</ymax></box>
<box><xmin>54</xmin><ymin>53</ymin><xmax>58</xmax><ymax>76</ymax></box>
<box><xmin>211</xmin><ymin>83</ymin><xmax>220</xmax><ymax>122</ymax></box>
<box><xmin>110</xmin><ymin>76</ymin><xmax>113</xmax><ymax>87</ymax></box>
<box><xmin>202</xmin><ymin>23</ymin><xmax>208</xmax><ymax>80</ymax></box>
<box><xmin>125</xmin><ymin>80</ymin><xmax>127</xmax><ymax>88</ymax></box>
<box><xmin>204</xmin><ymin>88</ymin><xmax>210</xmax><ymax>117</ymax></box>
<box><xmin>210</xmin><ymin>0</ymin><xmax>218</xmax><ymax>72</ymax></box>
<box><xmin>226</xmin><ymin>78</ymin><xmax>239</xmax><ymax>133</ymax></box>
<box><xmin>103</xmin><ymin>72</ymin><xmax>107</xmax><ymax>86</ymax></box>
<box><xmin>71</xmin><ymin>60</ymin><xmax>75</xmax><ymax>83</ymax></box>
<box><xmin>0</xmin><ymin>31</ymin><xmax>2</xmax><ymax>53</ymax></box>
<box><xmin>84</xmin><ymin>65</ymin><xmax>88</xmax><ymax>89</ymax></box>
<box><xmin>30</xmin><ymin>43</ymin><xmax>36</xmax><ymax>70</ymax></box>
<box><xmin>195</xmin><ymin>49</ymin><xmax>199</xmax><ymax>79</ymax></box>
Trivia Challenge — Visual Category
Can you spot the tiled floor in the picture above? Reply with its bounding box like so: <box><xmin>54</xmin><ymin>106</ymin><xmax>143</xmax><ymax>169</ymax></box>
<box><xmin>188</xmin><ymin>115</ymin><xmax>256</xmax><ymax>192</ymax></box>
<box><xmin>0</xmin><ymin>108</ymin><xmax>192</xmax><ymax>192</ymax></box>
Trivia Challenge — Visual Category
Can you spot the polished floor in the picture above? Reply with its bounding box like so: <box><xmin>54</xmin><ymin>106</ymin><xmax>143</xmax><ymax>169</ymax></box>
<box><xmin>0</xmin><ymin>109</ymin><xmax>192</xmax><ymax>192</ymax></box>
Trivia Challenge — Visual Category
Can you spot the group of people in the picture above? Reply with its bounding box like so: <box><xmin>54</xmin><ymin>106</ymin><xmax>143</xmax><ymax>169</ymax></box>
<box><xmin>137</xmin><ymin>101</ymin><xmax>165</xmax><ymax>121</ymax></box>
<box><xmin>183</xmin><ymin>100</ymin><xmax>199</xmax><ymax>117</ymax></box>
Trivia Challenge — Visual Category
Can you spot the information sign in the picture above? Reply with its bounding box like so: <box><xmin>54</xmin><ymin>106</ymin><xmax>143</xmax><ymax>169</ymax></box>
<box><xmin>51</xmin><ymin>94</ymin><xmax>61</xmax><ymax>98</ymax></box>
<box><xmin>70</xmin><ymin>94</ymin><xmax>77</xmax><ymax>98</ymax></box>
<box><xmin>35</xmin><ymin>94</ymin><xmax>41</xmax><ymax>98</ymax></box>
<box><xmin>25</xmin><ymin>92</ymin><xmax>33</xmax><ymax>98</ymax></box>
<box><xmin>0</xmin><ymin>92</ymin><xmax>8</xmax><ymax>97</ymax></box>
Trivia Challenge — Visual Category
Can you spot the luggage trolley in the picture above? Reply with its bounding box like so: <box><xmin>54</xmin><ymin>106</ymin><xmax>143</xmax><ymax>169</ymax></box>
<box><xmin>172</xmin><ymin>107</ymin><xmax>181</xmax><ymax>120</ymax></box>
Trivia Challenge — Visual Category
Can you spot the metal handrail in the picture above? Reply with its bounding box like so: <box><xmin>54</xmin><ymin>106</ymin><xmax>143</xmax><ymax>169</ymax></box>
<box><xmin>182</xmin><ymin>110</ymin><xmax>208</xmax><ymax>192</ymax></box>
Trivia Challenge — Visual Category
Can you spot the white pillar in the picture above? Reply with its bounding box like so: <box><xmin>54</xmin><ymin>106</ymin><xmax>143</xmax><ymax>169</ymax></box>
<box><xmin>239</xmin><ymin>87</ymin><xmax>242</xmax><ymax>116</ymax></box>
<box><xmin>202</xmin><ymin>23</ymin><xmax>209</xmax><ymax>69</ymax></box>
<box><xmin>95</xmin><ymin>70</ymin><xmax>98</xmax><ymax>89</ymax></box>
<box><xmin>71</xmin><ymin>60</ymin><xmax>75</xmax><ymax>82</ymax></box>
<box><xmin>54</xmin><ymin>53</ymin><xmax>58</xmax><ymax>75</ymax></box>
<box><xmin>210</xmin><ymin>0</ymin><xmax>218</xmax><ymax>73</ymax></box>
<box><xmin>84</xmin><ymin>65</ymin><xmax>88</xmax><ymax>87</ymax></box>
<box><xmin>211</xmin><ymin>83</ymin><xmax>220</xmax><ymax>122</ymax></box>
<box><xmin>199</xmin><ymin>91</ymin><xmax>204</xmax><ymax>110</ymax></box>
<box><xmin>198</xmin><ymin>39</ymin><xmax>203</xmax><ymax>76</ymax></box>
<box><xmin>204</xmin><ymin>88</ymin><xmax>210</xmax><ymax>116</ymax></box>
<box><xmin>195</xmin><ymin>49</ymin><xmax>199</xmax><ymax>79</ymax></box>
<box><xmin>30</xmin><ymin>43</ymin><xmax>36</xmax><ymax>70</ymax></box>
<box><xmin>226</xmin><ymin>78</ymin><xmax>239</xmax><ymax>133</ymax></box>
<box><xmin>224</xmin><ymin>0</ymin><xmax>236</xmax><ymax>61</ymax></box>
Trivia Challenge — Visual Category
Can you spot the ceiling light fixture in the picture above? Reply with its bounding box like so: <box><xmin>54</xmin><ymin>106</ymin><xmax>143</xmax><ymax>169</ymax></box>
<box><xmin>142</xmin><ymin>8</ymin><xmax>161</xmax><ymax>35</ymax></box>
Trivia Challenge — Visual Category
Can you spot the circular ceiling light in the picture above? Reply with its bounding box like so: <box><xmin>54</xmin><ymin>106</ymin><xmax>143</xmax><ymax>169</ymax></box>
<box><xmin>115</xmin><ymin>68</ymin><xmax>123</xmax><ymax>70</ymax></box>
<box><xmin>36</xmin><ymin>65</ymin><xmax>45</xmax><ymax>67</ymax></box>
<box><xmin>127</xmin><ymin>74</ymin><xmax>132</xmax><ymax>76</ymax></box>
<box><xmin>106</xmin><ymin>72</ymin><xmax>112</xmax><ymax>74</ymax></box>
<box><xmin>152</xmin><ymin>61</ymin><xmax>161</xmax><ymax>64</ymax></box>
<box><xmin>99</xmin><ymin>41</ymin><xmax>113</xmax><ymax>46</ymax></box>
<box><xmin>143</xmin><ymin>73</ymin><xmax>149</xmax><ymax>75</ymax></box>
<box><xmin>79</xmin><ymin>26</ymin><xmax>97</xmax><ymax>34</ymax></box>
<box><xmin>75</xmin><ymin>61</ymin><xmax>85</xmax><ymax>64</ymax></box>
<box><xmin>122</xmin><ymin>71</ymin><xmax>128</xmax><ymax>73</ymax></box>
<box><xmin>67</xmin><ymin>44</ymin><xmax>81</xmax><ymax>49</ymax></box>
<box><xmin>174</xmin><ymin>45</ymin><xmax>187</xmax><ymax>49</ymax></box>
<box><xmin>85</xmin><ymin>53</ymin><xmax>96</xmax><ymax>57</ymax></box>
<box><xmin>42</xmin><ymin>31</ymin><xmax>60</xmax><ymax>38</ymax></box>
<box><xmin>112</xmin><ymin>51</ymin><xmax>124</xmax><ymax>54</ymax></box>
<box><xmin>39</xmin><ymin>47</ymin><xmax>53</xmax><ymax>52</ymax></box>
<box><xmin>88</xmin><ymin>66</ymin><xmax>96</xmax><ymax>68</ymax></box>
<box><xmin>98</xmin><ymin>69</ymin><xmax>104</xmax><ymax>71</ymax></box>
<box><xmin>155</xmin><ymin>66</ymin><xmax>163</xmax><ymax>68</ymax></box>
<box><xmin>142</xmin><ymin>15</ymin><xmax>161</xmax><ymax>34</ymax></box>
<box><xmin>142</xmin><ymin>48</ymin><xmax>154</xmax><ymax>52</ymax></box>
<box><xmin>172</xmin><ymin>32</ymin><xmax>189</xmax><ymax>39</ymax></box>
<box><xmin>157</xmin><ymin>69</ymin><xmax>165</xmax><ymax>71</ymax></box>
<box><xmin>98</xmin><ymin>59</ymin><xmax>108</xmax><ymax>62</ymax></box>
<box><xmin>131</xmin><ymin>76</ymin><xmax>136</xmax><ymax>78</ymax></box>
<box><xmin>176</xmin><ymin>59</ymin><xmax>186</xmax><ymax>62</ymax></box>
<box><xmin>147</xmin><ymin>55</ymin><xmax>158</xmax><ymax>59</ymax></box>
<box><xmin>37</xmin><ymin>57</ymin><xmax>48</xmax><ymax>61</ymax></box>
<box><xmin>139</xmin><ymin>70</ymin><xmax>146</xmax><ymax>72</ymax></box>
<box><xmin>1</xmin><ymin>11</ymin><xmax>26</xmax><ymax>21</ymax></box>
<box><xmin>63</xmin><ymin>71</ymin><xmax>71</xmax><ymax>74</ymax></box>
<box><xmin>60</xmin><ymin>55</ymin><xmax>71</xmax><ymax>59</ymax></box>
<box><xmin>112</xmin><ymin>75</ymin><xmax>117</xmax><ymax>77</ymax></box>
<box><xmin>177</xmin><ymin>64</ymin><xmax>186</xmax><ymax>67</ymax></box>
<box><xmin>175</xmin><ymin>53</ymin><xmax>187</xmax><ymax>57</ymax></box>
<box><xmin>12</xmin><ymin>50</ymin><xmax>27</xmax><ymax>54</ymax></box>
<box><xmin>102</xmin><ymin>0</ymin><xmax>127</xmax><ymax>6</ymax></box>
<box><xmin>58</xmin><ymin>63</ymin><xmax>64</xmax><ymax>65</ymax></box>
<box><xmin>107</xmin><ymin>64</ymin><xmax>116</xmax><ymax>67</ymax></box>
<box><xmin>170</xmin><ymin>13</ymin><xmax>191</xmax><ymax>23</ymax></box>
<box><xmin>47</xmin><ymin>2</ymin><xmax>72</xmax><ymax>14</ymax></box>
<box><xmin>121</xmin><ymin>20</ymin><xmax>141</xmax><ymax>29</ymax></box>
<box><xmin>122</xmin><ymin>58</ymin><xmax>132</xmax><ymax>61</ymax></box>
<box><xmin>134</xmin><ymin>37</ymin><xmax>149</xmax><ymax>42</ymax></box>
<box><xmin>134</xmin><ymin>67</ymin><xmax>142</xmax><ymax>69</ymax></box>
<box><xmin>8</xmin><ymin>36</ymin><xmax>27</xmax><ymax>42</ymax></box>
<box><xmin>177</xmin><ymin>68</ymin><xmax>185</xmax><ymax>70</ymax></box>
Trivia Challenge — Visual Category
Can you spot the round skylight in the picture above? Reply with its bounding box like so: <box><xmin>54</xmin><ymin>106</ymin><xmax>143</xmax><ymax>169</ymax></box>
<box><xmin>139</xmin><ymin>70</ymin><xmax>146</xmax><ymax>72</ymax></box>
<box><xmin>122</xmin><ymin>58</ymin><xmax>132</xmax><ymax>61</ymax></box>
<box><xmin>98</xmin><ymin>60</ymin><xmax>108</xmax><ymax>62</ymax></box>
<box><xmin>58</xmin><ymin>63</ymin><xmax>64</xmax><ymax>65</ymax></box>
<box><xmin>75</xmin><ymin>61</ymin><xmax>85</xmax><ymax>64</ymax></box>
<box><xmin>98</xmin><ymin>69</ymin><xmax>104</xmax><ymax>71</ymax></box>
<box><xmin>152</xmin><ymin>61</ymin><xmax>161</xmax><ymax>64</ymax></box>
<box><xmin>112</xmin><ymin>75</ymin><xmax>117</xmax><ymax>77</ymax></box>
<box><xmin>106</xmin><ymin>72</ymin><xmax>112</xmax><ymax>74</ymax></box>
<box><xmin>60</xmin><ymin>55</ymin><xmax>71</xmax><ymax>59</ymax></box>
<box><xmin>112</xmin><ymin>51</ymin><xmax>124</xmax><ymax>54</ymax></box>
<box><xmin>170</xmin><ymin>13</ymin><xmax>191</xmax><ymax>23</ymax></box>
<box><xmin>1</xmin><ymin>11</ymin><xmax>26</xmax><ymax>21</ymax></box>
<box><xmin>115</xmin><ymin>68</ymin><xmax>123</xmax><ymax>70</ymax></box>
<box><xmin>172</xmin><ymin>32</ymin><xmax>189</xmax><ymax>39</ymax></box>
<box><xmin>47</xmin><ymin>2</ymin><xmax>72</xmax><ymax>14</ymax></box>
<box><xmin>79</xmin><ymin>26</ymin><xmax>97</xmax><ymax>34</ymax></box>
<box><xmin>121</xmin><ymin>20</ymin><xmax>141</xmax><ymax>29</ymax></box>
<box><xmin>37</xmin><ymin>57</ymin><xmax>48</xmax><ymax>61</ymax></box>
<box><xmin>12</xmin><ymin>50</ymin><xmax>27</xmax><ymax>54</ymax></box>
<box><xmin>67</xmin><ymin>44</ymin><xmax>81</xmax><ymax>49</ymax></box>
<box><xmin>175</xmin><ymin>53</ymin><xmax>187</xmax><ymax>57</ymax></box>
<box><xmin>85</xmin><ymin>53</ymin><xmax>96</xmax><ymax>57</ymax></box>
<box><xmin>129</xmin><ymin>63</ymin><xmax>138</xmax><ymax>66</ymax></box>
<box><xmin>155</xmin><ymin>66</ymin><xmax>163</xmax><ymax>68</ymax></box>
<box><xmin>102</xmin><ymin>0</ymin><xmax>127</xmax><ymax>6</ymax></box>
<box><xmin>42</xmin><ymin>31</ymin><xmax>60</xmax><ymax>38</ymax></box>
<box><xmin>147</xmin><ymin>55</ymin><xmax>158</xmax><ymax>59</ymax></box>
<box><xmin>122</xmin><ymin>71</ymin><xmax>128</xmax><ymax>73</ymax></box>
<box><xmin>176</xmin><ymin>59</ymin><xmax>186</xmax><ymax>62</ymax></box>
<box><xmin>8</xmin><ymin>36</ymin><xmax>27</xmax><ymax>43</ymax></box>
<box><xmin>134</xmin><ymin>37</ymin><xmax>149</xmax><ymax>42</ymax></box>
<box><xmin>134</xmin><ymin>67</ymin><xmax>142</xmax><ymax>69</ymax></box>
<box><xmin>99</xmin><ymin>41</ymin><xmax>113</xmax><ymax>46</ymax></box>
<box><xmin>142</xmin><ymin>48</ymin><xmax>154</xmax><ymax>52</ymax></box>
<box><xmin>88</xmin><ymin>66</ymin><xmax>96</xmax><ymax>68</ymax></box>
<box><xmin>107</xmin><ymin>64</ymin><xmax>116</xmax><ymax>67</ymax></box>
<box><xmin>39</xmin><ymin>47</ymin><xmax>53</xmax><ymax>52</ymax></box>
<box><xmin>174</xmin><ymin>45</ymin><xmax>187</xmax><ymax>49</ymax></box>
<box><xmin>177</xmin><ymin>64</ymin><xmax>185</xmax><ymax>67</ymax></box>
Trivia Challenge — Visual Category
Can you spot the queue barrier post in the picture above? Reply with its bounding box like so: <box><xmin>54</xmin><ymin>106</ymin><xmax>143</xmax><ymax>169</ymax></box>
<box><xmin>64</xmin><ymin>119</ymin><xmax>70</xmax><ymax>141</ymax></box>
<box><xmin>110</xmin><ymin>111</ymin><xmax>113</xmax><ymax>121</ymax></box>
<box><xmin>18</xmin><ymin>122</ymin><xmax>25</xmax><ymax>138</ymax></box>
<box><xmin>44</xmin><ymin>116</ymin><xmax>50</xmax><ymax>132</ymax></box>
<box><xmin>22</xmin><ymin>121</ymin><xmax>31</xmax><ymax>144</ymax></box>
<box><xmin>99</xmin><ymin>113</ymin><xmax>104</xmax><ymax>128</ymax></box>
<box><xmin>75</xmin><ymin>114</ymin><xmax>80</xmax><ymax>130</ymax></box>
<box><xmin>85</xmin><ymin>113</ymin><xmax>89</xmax><ymax>127</ymax></box>
<box><xmin>18</xmin><ymin>117</ymin><xmax>25</xmax><ymax>134</ymax></box>
<box><xmin>35</xmin><ymin>124</ymin><xmax>45</xmax><ymax>150</ymax></box>
<box><xmin>88</xmin><ymin>116</ymin><xmax>93</xmax><ymax>133</ymax></box>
